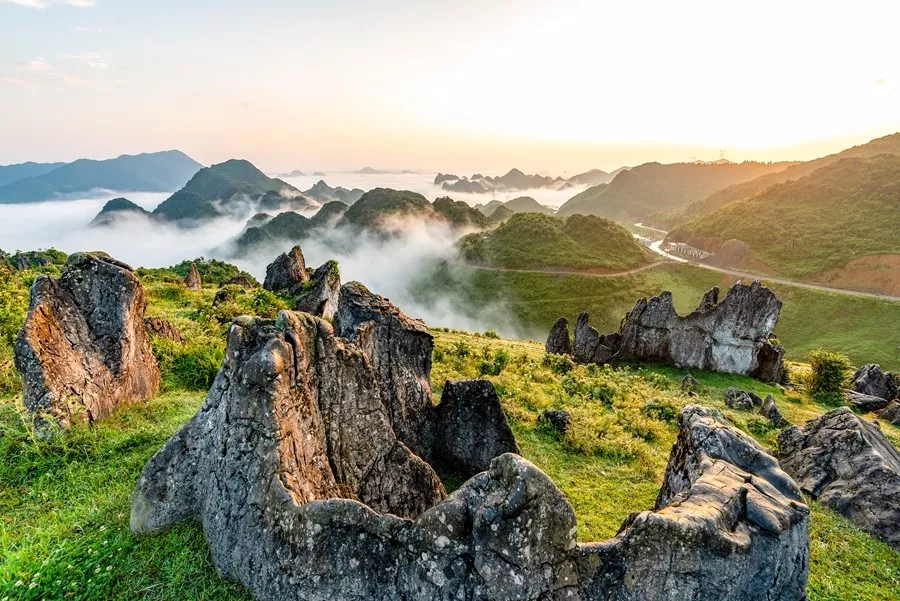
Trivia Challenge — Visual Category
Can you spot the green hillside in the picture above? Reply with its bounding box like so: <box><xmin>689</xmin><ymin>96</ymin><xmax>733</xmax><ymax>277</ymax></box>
<box><xmin>557</xmin><ymin>160</ymin><xmax>795</xmax><ymax>221</ymax></box>
<box><xmin>88</xmin><ymin>198</ymin><xmax>150</xmax><ymax>227</ymax></box>
<box><xmin>676</xmin><ymin>132</ymin><xmax>900</xmax><ymax>222</ymax></box>
<box><xmin>338</xmin><ymin>188</ymin><xmax>433</xmax><ymax>229</ymax></box>
<box><xmin>668</xmin><ymin>155</ymin><xmax>900</xmax><ymax>277</ymax></box>
<box><xmin>457</xmin><ymin>213</ymin><xmax>649</xmax><ymax>271</ymax></box>
<box><xmin>432</xmin><ymin>197</ymin><xmax>493</xmax><ymax>228</ymax></box>
<box><xmin>230</xmin><ymin>211</ymin><xmax>315</xmax><ymax>252</ymax></box>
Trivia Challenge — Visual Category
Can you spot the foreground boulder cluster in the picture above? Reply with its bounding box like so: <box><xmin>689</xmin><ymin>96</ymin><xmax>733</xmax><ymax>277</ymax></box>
<box><xmin>546</xmin><ymin>281</ymin><xmax>785</xmax><ymax>382</ymax></box>
<box><xmin>10</xmin><ymin>248</ymin><xmax>900</xmax><ymax>598</ymax></box>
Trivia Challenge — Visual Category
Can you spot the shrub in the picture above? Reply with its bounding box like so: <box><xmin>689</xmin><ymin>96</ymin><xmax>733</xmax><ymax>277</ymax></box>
<box><xmin>478</xmin><ymin>349</ymin><xmax>510</xmax><ymax>376</ymax></box>
<box><xmin>452</xmin><ymin>341</ymin><xmax>471</xmax><ymax>359</ymax></box>
<box><xmin>642</xmin><ymin>398</ymin><xmax>678</xmax><ymax>423</ymax></box>
<box><xmin>541</xmin><ymin>353</ymin><xmax>574</xmax><ymax>375</ymax></box>
<box><xmin>483</xmin><ymin>330</ymin><xmax>500</xmax><ymax>339</ymax></box>
<box><xmin>808</xmin><ymin>349</ymin><xmax>851</xmax><ymax>403</ymax></box>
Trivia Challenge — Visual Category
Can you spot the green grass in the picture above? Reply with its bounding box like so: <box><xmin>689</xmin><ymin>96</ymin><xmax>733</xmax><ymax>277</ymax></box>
<box><xmin>413</xmin><ymin>261</ymin><xmax>900</xmax><ymax>369</ymax></box>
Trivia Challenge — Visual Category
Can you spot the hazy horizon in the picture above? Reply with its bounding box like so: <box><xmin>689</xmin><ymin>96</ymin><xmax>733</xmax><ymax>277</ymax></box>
<box><xmin>2</xmin><ymin>1</ymin><xmax>899</xmax><ymax>173</ymax></box>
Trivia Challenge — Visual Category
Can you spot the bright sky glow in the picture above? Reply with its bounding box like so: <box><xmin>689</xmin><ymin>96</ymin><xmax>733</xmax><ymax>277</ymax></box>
<box><xmin>1</xmin><ymin>0</ymin><xmax>898</xmax><ymax>173</ymax></box>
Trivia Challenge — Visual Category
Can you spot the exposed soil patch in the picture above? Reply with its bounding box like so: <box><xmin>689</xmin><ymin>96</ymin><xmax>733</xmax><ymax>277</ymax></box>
<box><xmin>807</xmin><ymin>254</ymin><xmax>900</xmax><ymax>296</ymax></box>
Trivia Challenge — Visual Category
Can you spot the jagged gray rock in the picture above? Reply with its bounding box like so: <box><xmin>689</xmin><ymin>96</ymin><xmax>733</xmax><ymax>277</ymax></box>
<box><xmin>292</xmin><ymin>260</ymin><xmax>340</xmax><ymax>320</ymax></box>
<box><xmin>850</xmin><ymin>363</ymin><xmax>899</xmax><ymax>401</ymax></box>
<box><xmin>844</xmin><ymin>389</ymin><xmax>891</xmax><ymax>413</ymax></box>
<box><xmin>559</xmin><ymin>281</ymin><xmax>785</xmax><ymax>382</ymax></box>
<box><xmin>334</xmin><ymin>281</ymin><xmax>435</xmax><ymax>459</ymax></box>
<box><xmin>726</xmin><ymin>387</ymin><xmax>763</xmax><ymax>411</ymax></box>
<box><xmin>183</xmin><ymin>263</ymin><xmax>201</xmax><ymax>290</ymax></box>
<box><xmin>264</xmin><ymin>245</ymin><xmax>309</xmax><ymax>292</ymax></box>
<box><xmin>143</xmin><ymin>316</ymin><xmax>185</xmax><ymax>344</ymax></box>
<box><xmin>876</xmin><ymin>401</ymin><xmax>900</xmax><ymax>426</ymax></box>
<box><xmin>432</xmin><ymin>379</ymin><xmax>519</xmax><ymax>477</ymax></box>
<box><xmin>134</xmin><ymin>399</ymin><xmax>809</xmax><ymax>601</ymax></box>
<box><xmin>778</xmin><ymin>407</ymin><xmax>900</xmax><ymax>550</ymax></box>
<box><xmin>15</xmin><ymin>253</ymin><xmax>160</xmax><ymax>429</ymax></box>
<box><xmin>213</xmin><ymin>288</ymin><xmax>232</xmax><ymax>305</ymax></box>
<box><xmin>545</xmin><ymin>317</ymin><xmax>571</xmax><ymax>355</ymax></box>
<box><xmin>539</xmin><ymin>409</ymin><xmax>570</xmax><ymax>434</ymax></box>
<box><xmin>760</xmin><ymin>394</ymin><xmax>790</xmax><ymax>427</ymax></box>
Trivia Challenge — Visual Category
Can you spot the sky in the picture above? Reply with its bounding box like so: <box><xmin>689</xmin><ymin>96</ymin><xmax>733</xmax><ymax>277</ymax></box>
<box><xmin>1</xmin><ymin>0</ymin><xmax>899</xmax><ymax>174</ymax></box>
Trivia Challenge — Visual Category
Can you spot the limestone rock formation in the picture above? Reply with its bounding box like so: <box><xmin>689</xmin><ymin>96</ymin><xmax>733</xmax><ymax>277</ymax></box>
<box><xmin>292</xmin><ymin>260</ymin><xmax>340</xmax><ymax>320</ymax></box>
<box><xmin>334</xmin><ymin>281</ymin><xmax>435</xmax><ymax>458</ymax></box>
<box><xmin>213</xmin><ymin>288</ymin><xmax>232</xmax><ymax>305</ymax></box>
<box><xmin>850</xmin><ymin>363</ymin><xmax>899</xmax><ymax>401</ymax></box>
<box><xmin>877</xmin><ymin>401</ymin><xmax>900</xmax><ymax>426</ymax></box>
<box><xmin>843</xmin><ymin>390</ymin><xmax>891</xmax><ymax>413</ymax></box>
<box><xmin>545</xmin><ymin>317</ymin><xmax>571</xmax><ymax>355</ymax></box>
<box><xmin>144</xmin><ymin>316</ymin><xmax>185</xmax><ymax>344</ymax></box>
<box><xmin>726</xmin><ymin>387</ymin><xmax>763</xmax><ymax>411</ymax></box>
<box><xmin>778</xmin><ymin>407</ymin><xmax>900</xmax><ymax>550</ymax></box>
<box><xmin>761</xmin><ymin>394</ymin><xmax>790</xmax><ymax>427</ymax></box>
<box><xmin>551</xmin><ymin>281</ymin><xmax>785</xmax><ymax>382</ymax></box>
<box><xmin>134</xmin><ymin>399</ymin><xmax>809</xmax><ymax>601</ymax></box>
<box><xmin>539</xmin><ymin>409</ymin><xmax>570</xmax><ymax>434</ymax></box>
<box><xmin>223</xmin><ymin>274</ymin><xmax>257</xmax><ymax>288</ymax></box>
<box><xmin>432</xmin><ymin>379</ymin><xmax>519</xmax><ymax>477</ymax></box>
<box><xmin>183</xmin><ymin>263</ymin><xmax>201</xmax><ymax>290</ymax></box>
<box><xmin>15</xmin><ymin>253</ymin><xmax>160</xmax><ymax>429</ymax></box>
<box><xmin>264</xmin><ymin>245</ymin><xmax>309</xmax><ymax>292</ymax></box>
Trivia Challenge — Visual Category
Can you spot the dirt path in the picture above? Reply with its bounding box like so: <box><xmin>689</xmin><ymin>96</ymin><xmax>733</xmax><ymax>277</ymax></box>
<box><xmin>460</xmin><ymin>260</ymin><xmax>668</xmax><ymax>278</ymax></box>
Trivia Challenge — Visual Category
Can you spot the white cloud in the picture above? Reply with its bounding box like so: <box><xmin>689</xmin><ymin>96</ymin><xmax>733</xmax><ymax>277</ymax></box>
<box><xmin>17</xmin><ymin>58</ymin><xmax>52</xmax><ymax>72</ymax></box>
<box><xmin>62</xmin><ymin>52</ymin><xmax>108</xmax><ymax>69</ymax></box>
<box><xmin>2</xmin><ymin>0</ymin><xmax>46</xmax><ymax>7</ymax></box>
<box><xmin>1</xmin><ymin>0</ymin><xmax>96</xmax><ymax>7</ymax></box>
<box><xmin>0</xmin><ymin>76</ymin><xmax>38</xmax><ymax>88</ymax></box>
<box><xmin>64</xmin><ymin>0</ymin><xmax>95</xmax><ymax>6</ymax></box>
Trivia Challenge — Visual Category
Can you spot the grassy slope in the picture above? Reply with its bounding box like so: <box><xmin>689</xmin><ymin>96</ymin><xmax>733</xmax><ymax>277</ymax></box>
<box><xmin>2</xmin><ymin>328</ymin><xmax>898</xmax><ymax>599</ymax></box>
<box><xmin>457</xmin><ymin>213</ymin><xmax>650</xmax><ymax>271</ymax></box>
<box><xmin>668</xmin><ymin>155</ymin><xmax>900</xmax><ymax>277</ymax></box>
<box><xmin>412</xmin><ymin>262</ymin><xmax>900</xmax><ymax>369</ymax></box>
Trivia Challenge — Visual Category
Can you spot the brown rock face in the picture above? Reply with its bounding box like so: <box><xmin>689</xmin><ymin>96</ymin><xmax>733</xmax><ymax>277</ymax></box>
<box><xmin>264</xmin><ymin>245</ymin><xmax>309</xmax><ymax>292</ymax></box>
<box><xmin>292</xmin><ymin>260</ymin><xmax>340</xmax><ymax>320</ymax></box>
<box><xmin>15</xmin><ymin>253</ymin><xmax>160</xmax><ymax>429</ymax></box>
<box><xmin>133</xmin><ymin>396</ymin><xmax>809</xmax><ymax>601</ymax></box>
<box><xmin>555</xmin><ymin>281</ymin><xmax>785</xmax><ymax>382</ymax></box>
<box><xmin>144</xmin><ymin>316</ymin><xmax>185</xmax><ymax>344</ymax></box>
<box><xmin>545</xmin><ymin>316</ymin><xmax>571</xmax><ymax>355</ymax></box>
<box><xmin>183</xmin><ymin>263</ymin><xmax>202</xmax><ymax>290</ymax></box>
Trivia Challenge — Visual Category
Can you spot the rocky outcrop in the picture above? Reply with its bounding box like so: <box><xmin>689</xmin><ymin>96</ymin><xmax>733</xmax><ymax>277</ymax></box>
<box><xmin>15</xmin><ymin>253</ymin><xmax>160</xmax><ymax>429</ymax></box>
<box><xmin>539</xmin><ymin>409</ymin><xmax>570</xmax><ymax>434</ymax></box>
<box><xmin>334</xmin><ymin>282</ymin><xmax>435</xmax><ymax>458</ymax></box>
<box><xmin>761</xmin><ymin>394</ymin><xmax>790</xmax><ymax>427</ymax></box>
<box><xmin>844</xmin><ymin>389</ymin><xmax>891</xmax><ymax>412</ymax></box>
<box><xmin>223</xmin><ymin>274</ymin><xmax>257</xmax><ymax>288</ymax></box>
<box><xmin>545</xmin><ymin>317</ymin><xmax>571</xmax><ymax>355</ymax></box>
<box><xmin>134</xmin><ymin>399</ymin><xmax>809</xmax><ymax>601</ymax></box>
<box><xmin>183</xmin><ymin>263</ymin><xmax>201</xmax><ymax>290</ymax></box>
<box><xmin>850</xmin><ymin>363</ymin><xmax>899</xmax><ymax>402</ymax></box>
<box><xmin>726</xmin><ymin>387</ymin><xmax>763</xmax><ymax>411</ymax></box>
<box><xmin>264</xmin><ymin>245</ymin><xmax>309</xmax><ymax>292</ymax></box>
<box><xmin>877</xmin><ymin>401</ymin><xmax>900</xmax><ymax>426</ymax></box>
<box><xmin>143</xmin><ymin>316</ymin><xmax>185</xmax><ymax>344</ymax></box>
<box><xmin>778</xmin><ymin>407</ymin><xmax>900</xmax><ymax>550</ymax></box>
<box><xmin>552</xmin><ymin>281</ymin><xmax>785</xmax><ymax>382</ymax></box>
<box><xmin>292</xmin><ymin>260</ymin><xmax>340</xmax><ymax>320</ymax></box>
<box><xmin>432</xmin><ymin>379</ymin><xmax>519</xmax><ymax>477</ymax></box>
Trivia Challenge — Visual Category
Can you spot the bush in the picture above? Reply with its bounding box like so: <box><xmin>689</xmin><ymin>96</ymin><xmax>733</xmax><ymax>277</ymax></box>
<box><xmin>483</xmin><ymin>330</ymin><xmax>500</xmax><ymax>339</ymax></box>
<box><xmin>478</xmin><ymin>349</ymin><xmax>510</xmax><ymax>376</ymax></box>
<box><xmin>808</xmin><ymin>349</ymin><xmax>851</xmax><ymax>403</ymax></box>
<box><xmin>541</xmin><ymin>353</ymin><xmax>574</xmax><ymax>375</ymax></box>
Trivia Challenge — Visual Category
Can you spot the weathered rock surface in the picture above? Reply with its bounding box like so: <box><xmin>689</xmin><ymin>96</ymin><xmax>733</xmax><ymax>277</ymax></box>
<box><xmin>432</xmin><ymin>379</ymin><xmax>519</xmax><ymax>477</ymax></box>
<box><xmin>761</xmin><ymin>394</ymin><xmax>790</xmax><ymax>427</ymax></box>
<box><xmin>680</xmin><ymin>374</ymin><xmax>700</xmax><ymax>392</ymax></box>
<box><xmin>726</xmin><ymin>387</ymin><xmax>763</xmax><ymax>411</ymax></box>
<box><xmin>264</xmin><ymin>245</ymin><xmax>309</xmax><ymax>292</ymax></box>
<box><xmin>843</xmin><ymin>389</ymin><xmax>891</xmax><ymax>413</ymax></box>
<box><xmin>183</xmin><ymin>262</ymin><xmax>201</xmax><ymax>290</ymax></box>
<box><xmin>778</xmin><ymin>407</ymin><xmax>900</xmax><ymax>550</ymax></box>
<box><xmin>292</xmin><ymin>260</ymin><xmax>340</xmax><ymax>320</ymax></box>
<box><xmin>134</xmin><ymin>398</ymin><xmax>809</xmax><ymax>601</ymax></box>
<box><xmin>850</xmin><ymin>363</ymin><xmax>899</xmax><ymax>401</ymax></box>
<box><xmin>213</xmin><ymin>288</ymin><xmax>232</xmax><ymax>305</ymax></box>
<box><xmin>334</xmin><ymin>281</ymin><xmax>435</xmax><ymax>458</ymax></box>
<box><xmin>540</xmin><ymin>409</ymin><xmax>571</xmax><ymax>434</ymax></box>
<box><xmin>876</xmin><ymin>401</ymin><xmax>900</xmax><ymax>426</ymax></box>
<box><xmin>554</xmin><ymin>281</ymin><xmax>785</xmax><ymax>382</ymax></box>
<box><xmin>143</xmin><ymin>316</ymin><xmax>185</xmax><ymax>344</ymax></box>
<box><xmin>223</xmin><ymin>274</ymin><xmax>257</xmax><ymax>288</ymax></box>
<box><xmin>545</xmin><ymin>317</ymin><xmax>571</xmax><ymax>355</ymax></box>
<box><xmin>15</xmin><ymin>253</ymin><xmax>160</xmax><ymax>428</ymax></box>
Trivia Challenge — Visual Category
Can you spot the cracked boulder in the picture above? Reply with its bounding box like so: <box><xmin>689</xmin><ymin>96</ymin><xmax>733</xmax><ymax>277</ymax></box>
<box><xmin>777</xmin><ymin>407</ymin><xmax>900</xmax><ymax>550</ymax></box>
<box><xmin>726</xmin><ymin>387</ymin><xmax>763</xmax><ymax>411</ymax></box>
<box><xmin>292</xmin><ymin>260</ymin><xmax>340</xmax><ymax>320</ymax></box>
<box><xmin>561</xmin><ymin>281</ymin><xmax>785</xmax><ymax>382</ymax></box>
<box><xmin>432</xmin><ymin>379</ymin><xmax>519</xmax><ymax>477</ymax></box>
<box><xmin>334</xmin><ymin>281</ymin><xmax>435</xmax><ymax>459</ymax></box>
<box><xmin>760</xmin><ymin>395</ymin><xmax>790</xmax><ymax>427</ymax></box>
<box><xmin>15</xmin><ymin>253</ymin><xmax>160</xmax><ymax>429</ymax></box>
<box><xmin>876</xmin><ymin>401</ymin><xmax>900</xmax><ymax>426</ymax></box>
<box><xmin>545</xmin><ymin>317</ymin><xmax>571</xmax><ymax>355</ymax></box>
<box><xmin>843</xmin><ymin>390</ymin><xmax>891</xmax><ymax>413</ymax></box>
<box><xmin>264</xmin><ymin>245</ymin><xmax>309</xmax><ymax>292</ymax></box>
<box><xmin>850</xmin><ymin>363</ymin><xmax>899</xmax><ymax>402</ymax></box>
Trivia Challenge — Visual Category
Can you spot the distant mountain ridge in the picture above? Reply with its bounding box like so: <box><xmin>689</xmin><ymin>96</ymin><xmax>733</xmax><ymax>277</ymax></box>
<box><xmin>474</xmin><ymin>196</ymin><xmax>553</xmax><ymax>218</ymax></box>
<box><xmin>302</xmin><ymin>180</ymin><xmax>365</xmax><ymax>205</ymax></box>
<box><xmin>0</xmin><ymin>161</ymin><xmax>66</xmax><ymax>187</ymax></box>
<box><xmin>556</xmin><ymin>160</ymin><xmax>795</xmax><ymax>221</ymax></box>
<box><xmin>438</xmin><ymin>167</ymin><xmax>619</xmax><ymax>194</ymax></box>
<box><xmin>0</xmin><ymin>150</ymin><xmax>203</xmax><ymax>204</ymax></box>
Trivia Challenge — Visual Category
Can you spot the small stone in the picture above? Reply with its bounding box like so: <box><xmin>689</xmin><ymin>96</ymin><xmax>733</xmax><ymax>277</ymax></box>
<box><xmin>760</xmin><ymin>394</ymin><xmax>790</xmax><ymax>427</ymax></box>
<box><xmin>539</xmin><ymin>409</ymin><xmax>571</xmax><ymax>434</ymax></box>
<box><xmin>681</xmin><ymin>374</ymin><xmax>700</xmax><ymax>392</ymax></box>
<box><xmin>725</xmin><ymin>387</ymin><xmax>763</xmax><ymax>411</ymax></box>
